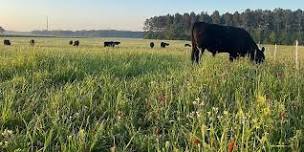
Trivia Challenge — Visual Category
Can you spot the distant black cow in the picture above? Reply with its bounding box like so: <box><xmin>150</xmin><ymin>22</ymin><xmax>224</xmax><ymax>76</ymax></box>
<box><xmin>4</xmin><ymin>40</ymin><xmax>11</xmax><ymax>46</ymax></box>
<box><xmin>150</xmin><ymin>42</ymin><xmax>155</xmax><ymax>48</ymax></box>
<box><xmin>113</xmin><ymin>41</ymin><xmax>121</xmax><ymax>47</ymax></box>
<box><xmin>30</xmin><ymin>39</ymin><xmax>35</xmax><ymax>46</ymax></box>
<box><xmin>160</xmin><ymin>42</ymin><xmax>169</xmax><ymax>48</ymax></box>
<box><xmin>73</xmin><ymin>40</ymin><xmax>80</xmax><ymax>46</ymax></box>
<box><xmin>104</xmin><ymin>41</ymin><xmax>121</xmax><ymax>47</ymax></box>
<box><xmin>69</xmin><ymin>40</ymin><xmax>74</xmax><ymax>45</ymax></box>
<box><xmin>191</xmin><ymin>22</ymin><xmax>265</xmax><ymax>64</ymax></box>
<box><xmin>185</xmin><ymin>44</ymin><xmax>192</xmax><ymax>47</ymax></box>
<box><xmin>104</xmin><ymin>41</ymin><xmax>113</xmax><ymax>47</ymax></box>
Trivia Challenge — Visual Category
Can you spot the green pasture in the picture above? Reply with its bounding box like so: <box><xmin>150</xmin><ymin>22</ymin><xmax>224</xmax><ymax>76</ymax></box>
<box><xmin>0</xmin><ymin>37</ymin><xmax>303</xmax><ymax>151</ymax></box>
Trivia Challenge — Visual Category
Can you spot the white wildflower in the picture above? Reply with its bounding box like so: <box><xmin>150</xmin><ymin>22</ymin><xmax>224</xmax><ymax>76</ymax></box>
<box><xmin>212</xmin><ymin>107</ymin><xmax>219</xmax><ymax>113</ymax></box>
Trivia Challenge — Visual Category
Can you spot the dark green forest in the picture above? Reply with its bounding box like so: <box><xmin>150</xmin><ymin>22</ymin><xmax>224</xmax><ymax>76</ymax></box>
<box><xmin>144</xmin><ymin>8</ymin><xmax>304</xmax><ymax>45</ymax></box>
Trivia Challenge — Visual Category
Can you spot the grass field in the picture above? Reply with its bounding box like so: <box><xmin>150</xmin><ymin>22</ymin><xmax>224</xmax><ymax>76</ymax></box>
<box><xmin>0</xmin><ymin>37</ymin><xmax>304</xmax><ymax>152</ymax></box>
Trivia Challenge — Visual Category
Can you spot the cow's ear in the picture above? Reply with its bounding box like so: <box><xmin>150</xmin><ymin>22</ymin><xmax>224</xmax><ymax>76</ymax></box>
<box><xmin>261</xmin><ymin>47</ymin><xmax>265</xmax><ymax>52</ymax></box>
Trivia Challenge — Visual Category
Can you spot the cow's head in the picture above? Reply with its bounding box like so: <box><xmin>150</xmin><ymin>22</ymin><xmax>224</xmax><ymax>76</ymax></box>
<box><xmin>255</xmin><ymin>47</ymin><xmax>265</xmax><ymax>64</ymax></box>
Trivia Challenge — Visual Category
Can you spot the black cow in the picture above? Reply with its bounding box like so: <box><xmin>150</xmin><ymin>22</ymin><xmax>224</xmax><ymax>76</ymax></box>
<box><xmin>191</xmin><ymin>22</ymin><xmax>265</xmax><ymax>64</ymax></box>
<box><xmin>30</xmin><ymin>39</ymin><xmax>35</xmax><ymax>46</ymax></box>
<box><xmin>4</xmin><ymin>40</ymin><xmax>11</xmax><ymax>46</ymax></box>
<box><xmin>73</xmin><ymin>40</ymin><xmax>80</xmax><ymax>46</ymax></box>
<box><xmin>160</xmin><ymin>42</ymin><xmax>169</xmax><ymax>48</ymax></box>
<box><xmin>185</xmin><ymin>44</ymin><xmax>192</xmax><ymax>47</ymax></box>
<box><xmin>150</xmin><ymin>42</ymin><xmax>155</xmax><ymax>48</ymax></box>
<box><xmin>104</xmin><ymin>41</ymin><xmax>121</xmax><ymax>47</ymax></box>
<box><xmin>113</xmin><ymin>41</ymin><xmax>121</xmax><ymax>47</ymax></box>
<box><xmin>69</xmin><ymin>40</ymin><xmax>74</xmax><ymax>45</ymax></box>
<box><xmin>104</xmin><ymin>42</ymin><xmax>111</xmax><ymax>47</ymax></box>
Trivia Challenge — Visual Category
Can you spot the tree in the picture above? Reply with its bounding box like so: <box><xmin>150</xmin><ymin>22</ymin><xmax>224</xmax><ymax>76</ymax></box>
<box><xmin>143</xmin><ymin>9</ymin><xmax>304</xmax><ymax>44</ymax></box>
<box><xmin>172</xmin><ymin>13</ymin><xmax>187</xmax><ymax>39</ymax></box>
<box><xmin>190</xmin><ymin>12</ymin><xmax>198</xmax><ymax>24</ymax></box>
<box><xmin>0</xmin><ymin>26</ymin><xmax>4</xmax><ymax>34</ymax></box>
<box><xmin>199</xmin><ymin>12</ymin><xmax>212</xmax><ymax>23</ymax></box>
<box><xmin>268</xmin><ymin>31</ymin><xmax>277</xmax><ymax>43</ymax></box>
<box><xmin>211</xmin><ymin>10</ymin><xmax>221</xmax><ymax>24</ymax></box>
<box><xmin>222</xmin><ymin>12</ymin><xmax>233</xmax><ymax>26</ymax></box>
<box><xmin>232</xmin><ymin>11</ymin><xmax>241</xmax><ymax>27</ymax></box>
<box><xmin>241</xmin><ymin>9</ymin><xmax>256</xmax><ymax>30</ymax></box>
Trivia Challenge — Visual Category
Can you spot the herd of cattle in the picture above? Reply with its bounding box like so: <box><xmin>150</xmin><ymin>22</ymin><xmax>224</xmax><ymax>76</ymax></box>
<box><xmin>1</xmin><ymin>22</ymin><xmax>266</xmax><ymax>64</ymax></box>
<box><xmin>4</xmin><ymin>39</ymin><xmax>36</xmax><ymax>46</ymax></box>
<box><xmin>2</xmin><ymin>39</ymin><xmax>191</xmax><ymax>49</ymax></box>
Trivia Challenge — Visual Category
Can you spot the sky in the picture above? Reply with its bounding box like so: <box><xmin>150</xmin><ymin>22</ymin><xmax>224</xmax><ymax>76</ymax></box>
<box><xmin>0</xmin><ymin>0</ymin><xmax>303</xmax><ymax>32</ymax></box>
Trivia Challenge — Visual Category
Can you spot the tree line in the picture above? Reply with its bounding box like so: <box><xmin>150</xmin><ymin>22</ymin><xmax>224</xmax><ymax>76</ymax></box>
<box><xmin>144</xmin><ymin>8</ymin><xmax>304</xmax><ymax>45</ymax></box>
<box><xmin>31</xmin><ymin>30</ymin><xmax>144</xmax><ymax>38</ymax></box>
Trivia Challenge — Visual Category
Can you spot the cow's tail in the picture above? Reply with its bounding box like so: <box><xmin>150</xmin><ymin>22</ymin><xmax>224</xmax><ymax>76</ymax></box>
<box><xmin>191</xmin><ymin>23</ymin><xmax>199</xmax><ymax>64</ymax></box>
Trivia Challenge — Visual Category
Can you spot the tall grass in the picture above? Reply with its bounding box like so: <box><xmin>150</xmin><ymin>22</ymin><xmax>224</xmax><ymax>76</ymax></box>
<box><xmin>0</xmin><ymin>38</ymin><xmax>304</xmax><ymax>151</ymax></box>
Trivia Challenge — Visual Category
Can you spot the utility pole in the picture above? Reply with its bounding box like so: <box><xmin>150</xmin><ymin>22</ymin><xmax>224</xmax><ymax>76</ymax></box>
<box><xmin>46</xmin><ymin>16</ymin><xmax>49</xmax><ymax>31</ymax></box>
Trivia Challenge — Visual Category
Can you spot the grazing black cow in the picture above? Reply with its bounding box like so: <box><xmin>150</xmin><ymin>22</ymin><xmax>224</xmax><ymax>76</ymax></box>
<box><xmin>30</xmin><ymin>39</ymin><xmax>35</xmax><ymax>46</ymax></box>
<box><xmin>73</xmin><ymin>40</ymin><xmax>80</xmax><ymax>46</ymax></box>
<box><xmin>69</xmin><ymin>40</ymin><xmax>74</xmax><ymax>45</ymax></box>
<box><xmin>160</xmin><ymin>42</ymin><xmax>169</xmax><ymax>48</ymax></box>
<box><xmin>185</xmin><ymin>44</ymin><xmax>192</xmax><ymax>47</ymax></box>
<box><xmin>104</xmin><ymin>42</ymin><xmax>111</xmax><ymax>47</ymax></box>
<box><xmin>104</xmin><ymin>41</ymin><xmax>121</xmax><ymax>47</ymax></box>
<box><xmin>4</xmin><ymin>40</ymin><xmax>11</xmax><ymax>46</ymax></box>
<box><xmin>113</xmin><ymin>41</ymin><xmax>121</xmax><ymax>47</ymax></box>
<box><xmin>150</xmin><ymin>42</ymin><xmax>155</xmax><ymax>48</ymax></box>
<box><xmin>191</xmin><ymin>22</ymin><xmax>265</xmax><ymax>64</ymax></box>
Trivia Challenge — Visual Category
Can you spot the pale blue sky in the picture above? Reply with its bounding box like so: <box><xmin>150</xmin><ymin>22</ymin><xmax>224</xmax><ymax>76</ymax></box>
<box><xmin>0</xmin><ymin>0</ymin><xmax>303</xmax><ymax>31</ymax></box>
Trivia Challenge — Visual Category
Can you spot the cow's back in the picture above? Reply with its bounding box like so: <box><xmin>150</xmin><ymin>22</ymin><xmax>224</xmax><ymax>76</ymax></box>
<box><xmin>192</xmin><ymin>22</ymin><xmax>258</xmax><ymax>54</ymax></box>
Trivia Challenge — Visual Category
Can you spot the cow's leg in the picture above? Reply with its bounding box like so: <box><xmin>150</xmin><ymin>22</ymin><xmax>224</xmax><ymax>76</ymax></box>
<box><xmin>196</xmin><ymin>48</ymin><xmax>205</xmax><ymax>64</ymax></box>
<box><xmin>199</xmin><ymin>48</ymin><xmax>205</xmax><ymax>60</ymax></box>
<box><xmin>191</xmin><ymin>49</ymin><xmax>198</xmax><ymax>64</ymax></box>
<box><xmin>192</xmin><ymin>47</ymin><xmax>204</xmax><ymax>64</ymax></box>
<box><xmin>212</xmin><ymin>52</ymin><xmax>216</xmax><ymax>57</ymax></box>
<box><xmin>191</xmin><ymin>49</ymin><xmax>195</xmax><ymax>63</ymax></box>
<box><xmin>229</xmin><ymin>53</ymin><xmax>237</xmax><ymax>62</ymax></box>
<box><xmin>191</xmin><ymin>45</ymin><xmax>199</xmax><ymax>64</ymax></box>
<box><xmin>249</xmin><ymin>51</ymin><xmax>255</xmax><ymax>61</ymax></box>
